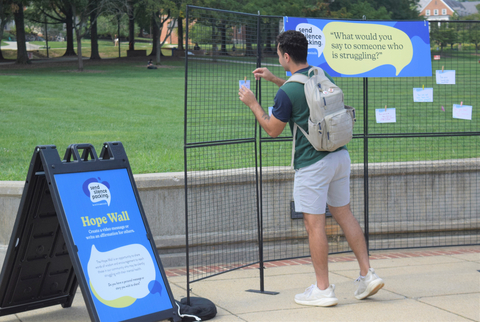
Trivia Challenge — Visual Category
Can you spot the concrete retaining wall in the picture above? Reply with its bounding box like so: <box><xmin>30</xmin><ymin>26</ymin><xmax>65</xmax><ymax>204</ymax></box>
<box><xmin>1</xmin><ymin>158</ymin><xmax>478</xmax><ymax>267</ymax></box>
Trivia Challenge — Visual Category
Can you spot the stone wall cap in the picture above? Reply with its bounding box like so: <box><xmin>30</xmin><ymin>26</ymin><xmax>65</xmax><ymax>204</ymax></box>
<box><xmin>0</xmin><ymin>181</ymin><xmax>24</xmax><ymax>196</ymax></box>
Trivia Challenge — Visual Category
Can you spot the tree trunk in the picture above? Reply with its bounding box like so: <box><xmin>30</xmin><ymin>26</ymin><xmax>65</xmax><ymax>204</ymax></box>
<box><xmin>0</xmin><ymin>3</ymin><xmax>7</xmax><ymax>60</ymax></box>
<box><xmin>90</xmin><ymin>4</ymin><xmax>101</xmax><ymax>60</ymax></box>
<box><xmin>149</xmin><ymin>13</ymin><xmax>165</xmax><ymax>60</ymax></box>
<box><xmin>156</xmin><ymin>36</ymin><xmax>161</xmax><ymax>64</ymax></box>
<box><xmin>128</xmin><ymin>2</ymin><xmax>135</xmax><ymax>51</ymax></box>
<box><xmin>211</xmin><ymin>24</ymin><xmax>217</xmax><ymax>57</ymax></box>
<box><xmin>149</xmin><ymin>14</ymin><xmax>157</xmax><ymax>57</ymax></box>
<box><xmin>77</xmin><ymin>33</ymin><xmax>83</xmax><ymax>71</ymax></box>
<box><xmin>13</xmin><ymin>2</ymin><xmax>29</xmax><ymax>64</ymax></box>
<box><xmin>220</xmin><ymin>21</ymin><xmax>227</xmax><ymax>55</ymax></box>
<box><xmin>245</xmin><ymin>24</ymin><xmax>254</xmax><ymax>57</ymax></box>
<box><xmin>264</xmin><ymin>22</ymin><xmax>273</xmax><ymax>53</ymax></box>
<box><xmin>0</xmin><ymin>22</ymin><xmax>5</xmax><ymax>60</ymax></box>
<box><xmin>177</xmin><ymin>17</ymin><xmax>184</xmax><ymax>51</ymax></box>
<box><xmin>64</xmin><ymin>8</ymin><xmax>76</xmax><ymax>56</ymax></box>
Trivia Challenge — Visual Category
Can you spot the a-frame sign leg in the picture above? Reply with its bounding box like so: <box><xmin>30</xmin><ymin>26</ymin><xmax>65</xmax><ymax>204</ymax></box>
<box><xmin>0</xmin><ymin>146</ymin><xmax>78</xmax><ymax>317</ymax></box>
<box><xmin>0</xmin><ymin>144</ymin><xmax>180</xmax><ymax>322</ymax></box>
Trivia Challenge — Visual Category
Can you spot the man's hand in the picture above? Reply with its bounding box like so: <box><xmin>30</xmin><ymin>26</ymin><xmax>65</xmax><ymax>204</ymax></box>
<box><xmin>253</xmin><ymin>68</ymin><xmax>285</xmax><ymax>87</ymax></box>
<box><xmin>238</xmin><ymin>85</ymin><xmax>257</xmax><ymax>108</ymax></box>
<box><xmin>238</xmin><ymin>85</ymin><xmax>286</xmax><ymax>138</ymax></box>
<box><xmin>253</xmin><ymin>68</ymin><xmax>275</xmax><ymax>81</ymax></box>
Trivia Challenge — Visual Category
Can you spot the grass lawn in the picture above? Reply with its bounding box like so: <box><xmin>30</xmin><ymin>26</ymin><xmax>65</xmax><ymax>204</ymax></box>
<box><xmin>0</xmin><ymin>57</ymin><xmax>185</xmax><ymax>181</ymax></box>
<box><xmin>1</xmin><ymin>48</ymin><xmax>479</xmax><ymax>180</ymax></box>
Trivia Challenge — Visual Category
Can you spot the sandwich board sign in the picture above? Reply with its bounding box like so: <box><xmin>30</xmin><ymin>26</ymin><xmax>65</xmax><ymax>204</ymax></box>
<box><xmin>0</xmin><ymin>142</ymin><xmax>179</xmax><ymax>322</ymax></box>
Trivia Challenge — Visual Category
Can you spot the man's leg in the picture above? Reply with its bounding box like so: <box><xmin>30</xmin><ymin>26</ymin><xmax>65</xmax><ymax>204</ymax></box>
<box><xmin>294</xmin><ymin>212</ymin><xmax>338</xmax><ymax>307</ymax></box>
<box><xmin>329</xmin><ymin>203</ymin><xmax>384</xmax><ymax>299</ymax></box>
<box><xmin>303</xmin><ymin>213</ymin><xmax>330</xmax><ymax>290</ymax></box>
<box><xmin>328</xmin><ymin>203</ymin><xmax>370</xmax><ymax>276</ymax></box>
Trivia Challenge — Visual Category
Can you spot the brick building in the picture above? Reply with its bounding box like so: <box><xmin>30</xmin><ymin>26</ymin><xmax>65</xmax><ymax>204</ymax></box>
<box><xmin>418</xmin><ymin>0</ymin><xmax>480</xmax><ymax>20</ymax></box>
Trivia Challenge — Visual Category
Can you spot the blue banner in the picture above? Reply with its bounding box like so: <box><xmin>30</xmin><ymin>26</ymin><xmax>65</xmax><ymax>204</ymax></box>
<box><xmin>284</xmin><ymin>17</ymin><xmax>432</xmax><ymax>77</ymax></box>
<box><xmin>55</xmin><ymin>169</ymin><xmax>172</xmax><ymax>322</ymax></box>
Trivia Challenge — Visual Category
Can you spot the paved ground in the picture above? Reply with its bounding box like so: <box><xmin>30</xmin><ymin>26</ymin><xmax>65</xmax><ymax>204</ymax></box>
<box><xmin>0</xmin><ymin>245</ymin><xmax>478</xmax><ymax>321</ymax></box>
<box><xmin>0</xmin><ymin>41</ymin><xmax>42</xmax><ymax>50</ymax></box>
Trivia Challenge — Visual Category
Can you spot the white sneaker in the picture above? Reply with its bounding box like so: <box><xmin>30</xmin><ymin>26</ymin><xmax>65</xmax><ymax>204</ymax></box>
<box><xmin>354</xmin><ymin>268</ymin><xmax>384</xmax><ymax>300</ymax></box>
<box><xmin>294</xmin><ymin>284</ymin><xmax>339</xmax><ymax>307</ymax></box>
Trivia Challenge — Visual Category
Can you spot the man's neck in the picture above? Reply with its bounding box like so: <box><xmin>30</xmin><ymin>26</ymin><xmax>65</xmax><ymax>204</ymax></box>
<box><xmin>289</xmin><ymin>63</ymin><xmax>310</xmax><ymax>74</ymax></box>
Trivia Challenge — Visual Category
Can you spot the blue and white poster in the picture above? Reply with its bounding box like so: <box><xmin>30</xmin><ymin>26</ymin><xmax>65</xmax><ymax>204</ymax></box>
<box><xmin>54</xmin><ymin>169</ymin><xmax>172</xmax><ymax>322</ymax></box>
<box><xmin>284</xmin><ymin>17</ymin><xmax>432</xmax><ymax>77</ymax></box>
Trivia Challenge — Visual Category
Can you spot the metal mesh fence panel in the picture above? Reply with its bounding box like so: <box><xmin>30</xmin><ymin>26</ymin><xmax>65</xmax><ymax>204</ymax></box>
<box><xmin>365</xmin><ymin>21</ymin><xmax>480</xmax><ymax>250</ymax></box>
<box><xmin>185</xmin><ymin>7</ymin><xmax>262</xmax><ymax>283</ymax></box>
<box><xmin>185</xmin><ymin>8</ymin><xmax>480</xmax><ymax>287</ymax></box>
<box><xmin>367</xmin><ymin>136</ymin><xmax>479</xmax><ymax>250</ymax></box>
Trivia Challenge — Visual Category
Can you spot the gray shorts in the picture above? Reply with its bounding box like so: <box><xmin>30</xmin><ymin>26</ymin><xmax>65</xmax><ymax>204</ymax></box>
<box><xmin>293</xmin><ymin>149</ymin><xmax>351</xmax><ymax>215</ymax></box>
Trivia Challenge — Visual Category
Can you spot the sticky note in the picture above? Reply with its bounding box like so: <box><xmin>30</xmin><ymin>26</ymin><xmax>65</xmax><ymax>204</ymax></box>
<box><xmin>452</xmin><ymin>104</ymin><xmax>472</xmax><ymax>120</ymax></box>
<box><xmin>436</xmin><ymin>70</ymin><xmax>455</xmax><ymax>84</ymax></box>
<box><xmin>413</xmin><ymin>88</ymin><xmax>433</xmax><ymax>102</ymax></box>
<box><xmin>239</xmin><ymin>80</ymin><xmax>250</xmax><ymax>90</ymax></box>
<box><xmin>376</xmin><ymin>108</ymin><xmax>396</xmax><ymax>123</ymax></box>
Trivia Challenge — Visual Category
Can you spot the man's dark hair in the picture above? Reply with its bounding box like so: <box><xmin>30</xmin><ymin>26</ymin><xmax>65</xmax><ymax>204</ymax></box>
<box><xmin>276</xmin><ymin>30</ymin><xmax>308</xmax><ymax>64</ymax></box>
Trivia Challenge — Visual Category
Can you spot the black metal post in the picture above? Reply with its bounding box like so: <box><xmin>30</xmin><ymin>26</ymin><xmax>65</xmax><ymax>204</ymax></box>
<box><xmin>184</xmin><ymin>6</ymin><xmax>190</xmax><ymax>306</ymax></box>
<box><xmin>363</xmin><ymin>77</ymin><xmax>369</xmax><ymax>252</ymax></box>
<box><xmin>246</xmin><ymin>12</ymin><xmax>278</xmax><ymax>296</ymax></box>
<box><xmin>256</xmin><ymin>11</ymin><xmax>265</xmax><ymax>293</ymax></box>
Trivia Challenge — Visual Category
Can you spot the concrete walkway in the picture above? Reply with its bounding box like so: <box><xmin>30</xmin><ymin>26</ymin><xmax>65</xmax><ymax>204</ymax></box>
<box><xmin>0</xmin><ymin>246</ymin><xmax>478</xmax><ymax>321</ymax></box>
<box><xmin>0</xmin><ymin>41</ymin><xmax>42</xmax><ymax>50</ymax></box>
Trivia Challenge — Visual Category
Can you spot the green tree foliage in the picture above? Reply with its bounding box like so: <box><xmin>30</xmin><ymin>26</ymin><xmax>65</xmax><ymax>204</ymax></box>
<box><xmin>348</xmin><ymin>1</ymin><xmax>391</xmax><ymax>19</ymax></box>
<box><xmin>26</xmin><ymin>0</ymin><xmax>77</xmax><ymax>56</ymax></box>
<box><xmin>374</xmin><ymin>0</ymin><xmax>420</xmax><ymax>20</ymax></box>
<box><xmin>430</xmin><ymin>21</ymin><xmax>457</xmax><ymax>54</ymax></box>
<box><xmin>141</xmin><ymin>0</ymin><xmax>179</xmax><ymax>63</ymax></box>
<box><xmin>96</xmin><ymin>13</ymin><xmax>129</xmax><ymax>38</ymax></box>
<box><xmin>328</xmin><ymin>0</ymin><xmax>420</xmax><ymax>20</ymax></box>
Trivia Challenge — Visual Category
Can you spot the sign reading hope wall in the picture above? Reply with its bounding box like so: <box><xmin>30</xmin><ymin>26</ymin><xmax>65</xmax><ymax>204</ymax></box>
<box><xmin>55</xmin><ymin>168</ymin><xmax>172</xmax><ymax>322</ymax></box>
<box><xmin>284</xmin><ymin>17</ymin><xmax>432</xmax><ymax>77</ymax></box>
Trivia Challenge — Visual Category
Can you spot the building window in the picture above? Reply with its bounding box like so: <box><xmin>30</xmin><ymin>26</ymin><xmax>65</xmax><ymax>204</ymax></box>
<box><xmin>434</xmin><ymin>9</ymin><xmax>438</xmax><ymax>15</ymax></box>
<box><xmin>442</xmin><ymin>9</ymin><xmax>447</xmax><ymax>15</ymax></box>
<box><xmin>426</xmin><ymin>9</ymin><xmax>430</xmax><ymax>16</ymax></box>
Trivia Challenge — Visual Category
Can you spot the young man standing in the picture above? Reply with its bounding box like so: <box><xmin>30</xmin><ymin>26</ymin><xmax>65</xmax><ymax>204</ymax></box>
<box><xmin>238</xmin><ymin>30</ymin><xmax>384</xmax><ymax>307</ymax></box>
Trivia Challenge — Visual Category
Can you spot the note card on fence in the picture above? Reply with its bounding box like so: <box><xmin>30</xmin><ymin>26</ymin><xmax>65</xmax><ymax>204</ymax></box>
<box><xmin>452</xmin><ymin>104</ymin><xmax>472</xmax><ymax>120</ymax></box>
<box><xmin>239</xmin><ymin>80</ymin><xmax>250</xmax><ymax>89</ymax></box>
<box><xmin>436</xmin><ymin>70</ymin><xmax>455</xmax><ymax>84</ymax></box>
<box><xmin>413</xmin><ymin>88</ymin><xmax>433</xmax><ymax>102</ymax></box>
<box><xmin>376</xmin><ymin>108</ymin><xmax>396</xmax><ymax>123</ymax></box>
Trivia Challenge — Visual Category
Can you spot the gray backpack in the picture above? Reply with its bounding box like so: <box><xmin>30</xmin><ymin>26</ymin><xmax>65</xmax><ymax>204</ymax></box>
<box><xmin>286</xmin><ymin>67</ymin><xmax>356</xmax><ymax>165</ymax></box>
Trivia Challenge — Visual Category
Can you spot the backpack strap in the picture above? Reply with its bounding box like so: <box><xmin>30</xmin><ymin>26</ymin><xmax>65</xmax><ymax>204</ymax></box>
<box><xmin>291</xmin><ymin>122</ymin><xmax>311</xmax><ymax>168</ymax></box>
<box><xmin>285</xmin><ymin>73</ymin><xmax>308</xmax><ymax>84</ymax></box>
<box><xmin>287</xmin><ymin>72</ymin><xmax>309</xmax><ymax>168</ymax></box>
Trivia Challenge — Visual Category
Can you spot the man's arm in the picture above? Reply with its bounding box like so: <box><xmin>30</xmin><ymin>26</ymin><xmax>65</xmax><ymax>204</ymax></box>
<box><xmin>238</xmin><ymin>86</ymin><xmax>287</xmax><ymax>138</ymax></box>
<box><xmin>253</xmin><ymin>68</ymin><xmax>286</xmax><ymax>88</ymax></box>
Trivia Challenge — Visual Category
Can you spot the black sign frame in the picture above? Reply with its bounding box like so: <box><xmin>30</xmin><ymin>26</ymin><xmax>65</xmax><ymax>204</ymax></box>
<box><xmin>0</xmin><ymin>142</ymin><xmax>179</xmax><ymax>322</ymax></box>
